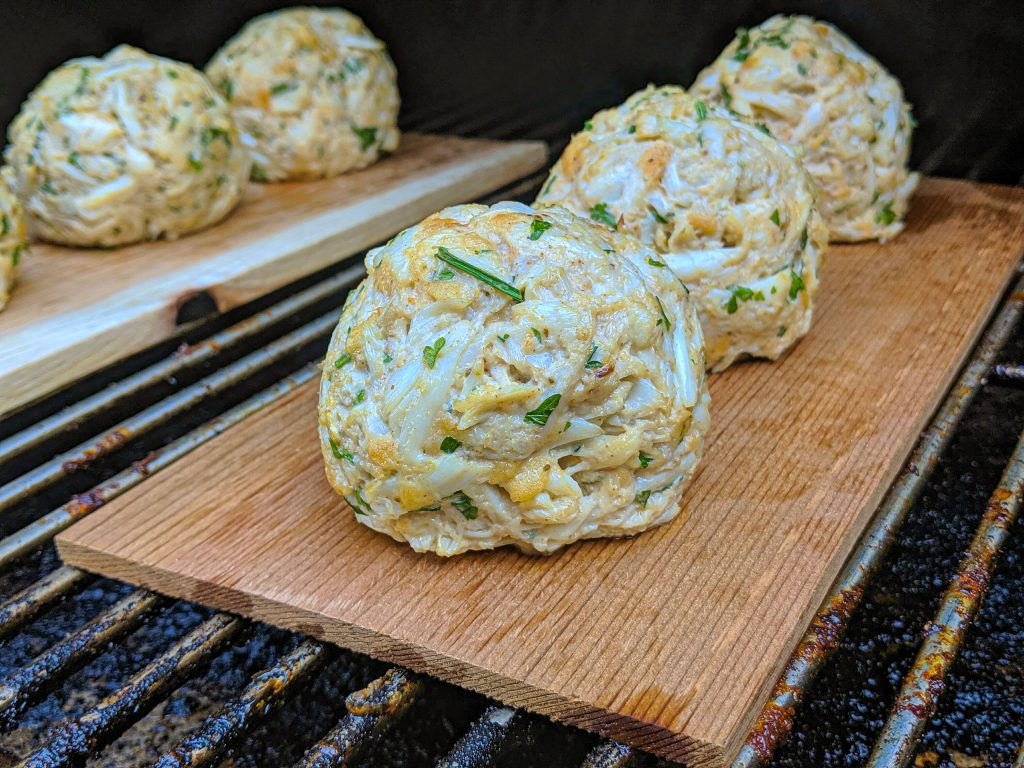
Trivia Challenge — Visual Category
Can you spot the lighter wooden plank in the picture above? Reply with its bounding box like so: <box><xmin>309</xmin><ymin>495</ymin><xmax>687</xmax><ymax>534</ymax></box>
<box><xmin>0</xmin><ymin>134</ymin><xmax>546</xmax><ymax>416</ymax></box>
<box><xmin>58</xmin><ymin>178</ymin><xmax>1024</xmax><ymax>765</ymax></box>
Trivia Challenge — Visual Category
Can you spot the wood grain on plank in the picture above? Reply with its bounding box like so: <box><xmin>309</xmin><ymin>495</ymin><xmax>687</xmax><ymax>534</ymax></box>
<box><xmin>0</xmin><ymin>134</ymin><xmax>546</xmax><ymax>416</ymax></box>
<box><xmin>58</xmin><ymin>178</ymin><xmax>1024</xmax><ymax>765</ymax></box>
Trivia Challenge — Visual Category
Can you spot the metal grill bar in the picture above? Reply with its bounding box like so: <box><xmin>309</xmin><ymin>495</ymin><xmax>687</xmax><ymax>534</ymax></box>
<box><xmin>14</xmin><ymin>613</ymin><xmax>241</xmax><ymax>768</ymax></box>
<box><xmin>0</xmin><ymin>265</ymin><xmax>360</xmax><ymax>467</ymax></box>
<box><xmin>734</xmin><ymin>273</ymin><xmax>1024</xmax><ymax>768</ymax></box>
<box><xmin>0</xmin><ymin>364</ymin><xmax>317</xmax><ymax>570</ymax></box>
<box><xmin>865</xmin><ymin>428</ymin><xmax>1024</xmax><ymax>768</ymax></box>
<box><xmin>0</xmin><ymin>312</ymin><xmax>336</xmax><ymax>513</ymax></box>
<box><xmin>435</xmin><ymin>706</ymin><xmax>518</xmax><ymax>768</ymax></box>
<box><xmin>580</xmin><ymin>740</ymin><xmax>637</xmax><ymax>767</ymax></box>
<box><xmin>992</xmin><ymin>362</ymin><xmax>1024</xmax><ymax>383</ymax></box>
<box><xmin>0</xmin><ymin>589</ymin><xmax>164</xmax><ymax>725</ymax></box>
<box><xmin>154</xmin><ymin>639</ymin><xmax>329</xmax><ymax>768</ymax></box>
<box><xmin>0</xmin><ymin>566</ymin><xmax>87</xmax><ymax>640</ymax></box>
<box><xmin>294</xmin><ymin>668</ymin><xmax>421</xmax><ymax>768</ymax></box>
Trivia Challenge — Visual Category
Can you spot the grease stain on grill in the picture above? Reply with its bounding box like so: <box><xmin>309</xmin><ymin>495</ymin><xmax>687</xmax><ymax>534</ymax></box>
<box><xmin>60</xmin><ymin>428</ymin><xmax>132</xmax><ymax>474</ymax></box>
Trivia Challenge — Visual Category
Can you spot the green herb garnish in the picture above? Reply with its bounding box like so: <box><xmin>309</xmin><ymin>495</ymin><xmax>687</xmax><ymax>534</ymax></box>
<box><xmin>647</xmin><ymin>257</ymin><xmax>666</xmax><ymax>268</ymax></box>
<box><xmin>435</xmin><ymin>246</ymin><xmax>524</xmax><ymax>302</ymax></box>
<box><xmin>497</xmin><ymin>333</ymin><xmax>510</xmax><ymax>343</ymax></box>
<box><xmin>540</xmin><ymin>173</ymin><xmax>557</xmax><ymax>197</ymax></box>
<box><xmin>524</xmin><ymin>393</ymin><xmax>561</xmax><ymax>426</ymax></box>
<box><xmin>755</xmin><ymin>122</ymin><xmax>772</xmax><ymax>135</ymax></box>
<box><xmin>423</xmin><ymin>337</ymin><xmax>446</xmax><ymax>369</ymax></box>
<box><xmin>1</xmin><ymin>214</ymin><xmax>8</xmax><ymax>236</ymax></box>
<box><xmin>334</xmin><ymin>352</ymin><xmax>352</xmax><ymax>369</ymax></box>
<box><xmin>876</xmin><ymin>202</ymin><xmax>896</xmax><ymax>226</ymax></box>
<box><xmin>201</xmin><ymin>126</ymin><xmax>231</xmax><ymax>148</ymax></box>
<box><xmin>450</xmin><ymin>491</ymin><xmax>478</xmax><ymax>520</ymax></box>
<box><xmin>531</xmin><ymin>327</ymin><xmax>543</xmax><ymax>344</ymax></box>
<box><xmin>382</xmin><ymin>353</ymin><xmax>393</xmax><ymax>363</ymax></box>
<box><xmin>355</xmin><ymin>389</ymin><xmax>365</xmax><ymax>404</ymax></box>
<box><xmin>583</xmin><ymin>120</ymin><xmax>593</xmax><ymax>131</ymax></box>
<box><xmin>219</xmin><ymin>77</ymin><xmax>234</xmax><ymax>100</ymax></box>
<box><xmin>529</xmin><ymin>219</ymin><xmax>552</xmax><ymax>240</ymax></box>
<box><xmin>251</xmin><ymin>164</ymin><xmax>269</xmax><ymax>182</ymax></box>
<box><xmin>720</xmin><ymin>84</ymin><xmax>733</xmax><ymax>110</ymax></box>
<box><xmin>352</xmin><ymin>125</ymin><xmax>378</xmax><ymax>151</ymax></box>
<box><xmin>432</xmin><ymin>266</ymin><xmax>456</xmax><ymax>281</ymax></box>
<box><xmin>187</xmin><ymin>153</ymin><xmax>204</xmax><ymax>172</ymax></box>
<box><xmin>725</xmin><ymin>285</ymin><xmax>765</xmax><ymax>314</ymax></box>
<box><xmin>789</xmin><ymin>270</ymin><xmax>806</xmax><ymax>301</ymax></box>
<box><xmin>695</xmin><ymin>100</ymin><xmax>708</xmax><ymax>121</ymax></box>
<box><xmin>68</xmin><ymin>151</ymin><xmax>82</xmax><ymax>169</ymax></box>
<box><xmin>770</xmin><ymin>208</ymin><xmax>781</xmax><ymax>227</ymax></box>
<box><xmin>638</xmin><ymin>452</ymin><xmax>654</xmax><ymax>468</ymax></box>
<box><xmin>655</xmin><ymin>296</ymin><xmax>671</xmax><ymax>330</ymax></box>
<box><xmin>732</xmin><ymin>27</ymin><xmax>752</xmax><ymax>61</ymax></box>
<box><xmin>440</xmin><ymin>436</ymin><xmax>461</xmax><ymax>454</ymax></box>
<box><xmin>797</xmin><ymin>62</ymin><xmax>808</xmax><ymax>76</ymax></box>
<box><xmin>777</xmin><ymin>325</ymin><xmax>788</xmax><ymax>337</ymax></box>
<box><xmin>799</xmin><ymin>226</ymin><xmax>808</xmax><ymax>250</ymax></box>
<box><xmin>584</xmin><ymin>344</ymin><xmax>601</xmax><ymax>369</ymax></box>
<box><xmin>649</xmin><ymin>205</ymin><xmax>670</xmax><ymax>224</ymax></box>
<box><xmin>328</xmin><ymin>436</ymin><xmax>344</xmax><ymax>460</ymax></box>
<box><xmin>635</xmin><ymin>489</ymin><xmax>652</xmax><ymax>507</ymax></box>
<box><xmin>590</xmin><ymin>202</ymin><xmax>617</xmax><ymax>229</ymax></box>
<box><xmin>270</xmin><ymin>82</ymin><xmax>294</xmax><ymax>95</ymax></box>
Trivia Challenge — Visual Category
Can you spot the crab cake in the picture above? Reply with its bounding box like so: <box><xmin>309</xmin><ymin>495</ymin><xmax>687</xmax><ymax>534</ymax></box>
<box><xmin>4</xmin><ymin>45</ymin><xmax>249</xmax><ymax>248</ymax></box>
<box><xmin>207</xmin><ymin>6</ymin><xmax>400</xmax><ymax>181</ymax></box>
<box><xmin>0</xmin><ymin>169</ymin><xmax>29</xmax><ymax>311</ymax></box>
<box><xmin>691</xmin><ymin>14</ymin><xmax>918</xmax><ymax>241</ymax></box>
<box><xmin>319</xmin><ymin>202</ymin><xmax>709</xmax><ymax>556</ymax></box>
<box><xmin>537</xmin><ymin>85</ymin><xmax>828</xmax><ymax>371</ymax></box>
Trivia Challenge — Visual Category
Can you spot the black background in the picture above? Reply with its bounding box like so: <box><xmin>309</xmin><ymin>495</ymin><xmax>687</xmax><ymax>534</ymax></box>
<box><xmin>1</xmin><ymin>0</ymin><xmax>1022</xmax><ymax>183</ymax></box>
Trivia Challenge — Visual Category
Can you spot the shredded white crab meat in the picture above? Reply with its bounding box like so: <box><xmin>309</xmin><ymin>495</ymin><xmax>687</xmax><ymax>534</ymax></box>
<box><xmin>318</xmin><ymin>202</ymin><xmax>710</xmax><ymax>556</ymax></box>
<box><xmin>536</xmin><ymin>85</ymin><xmax>828</xmax><ymax>371</ymax></box>
<box><xmin>0</xmin><ymin>168</ymin><xmax>29</xmax><ymax>311</ymax></box>
<box><xmin>4</xmin><ymin>45</ymin><xmax>249</xmax><ymax>247</ymax></box>
<box><xmin>690</xmin><ymin>14</ymin><xmax>918</xmax><ymax>242</ymax></box>
<box><xmin>206</xmin><ymin>7</ymin><xmax>400</xmax><ymax>181</ymax></box>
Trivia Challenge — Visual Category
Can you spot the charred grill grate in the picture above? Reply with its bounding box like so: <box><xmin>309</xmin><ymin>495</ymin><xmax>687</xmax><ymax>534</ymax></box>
<box><xmin>1</xmin><ymin>112</ymin><xmax>1024</xmax><ymax>768</ymax></box>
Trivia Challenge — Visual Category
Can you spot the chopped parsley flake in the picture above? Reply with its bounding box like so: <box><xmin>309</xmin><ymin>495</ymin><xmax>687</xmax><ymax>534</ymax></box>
<box><xmin>440</xmin><ymin>436</ymin><xmax>461</xmax><ymax>454</ymax></box>
<box><xmin>166</xmin><ymin>69</ymin><xmax>179</xmax><ymax>79</ymax></box>
<box><xmin>39</xmin><ymin>180</ymin><xmax>56</xmax><ymax>194</ymax></box>
<box><xmin>328</xmin><ymin>436</ymin><xmax>344</xmax><ymax>460</ymax></box>
<box><xmin>270</xmin><ymin>82</ymin><xmax>294</xmax><ymax>95</ymax></box>
<box><xmin>11</xmin><ymin>245</ymin><xmax>22</xmax><ymax>266</ymax></box>
<box><xmin>69</xmin><ymin>151</ymin><xmax>82</xmax><ymax>168</ymax></box>
<box><xmin>524</xmin><ymin>393</ymin><xmax>561</xmax><ymax>426</ymax></box>
<box><xmin>583</xmin><ymin>120</ymin><xmax>593</xmax><ymax>131</ymax></box>
<box><xmin>251</xmin><ymin>164</ymin><xmax>269</xmax><ymax>182</ymax></box>
<box><xmin>628</xmin><ymin>124</ymin><xmax>636</xmax><ymax>133</ymax></box>
<box><xmin>201</xmin><ymin>127</ymin><xmax>232</xmax><ymax>148</ymax></box>
<box><xmin>797</xmin><ymin>62</ymin><xmax>808</xmax><ymax>76</ymax></box>
<box><xmin>1</xmin><ymin>214</ymin><xmax>8</xmax><ymax>236</ymax></box>
<box><xmin>789</xmin><ymin>270</ymin><xmax>806</xmax><ymax>301</ymax></box>
<box><xmin>540</xmin><ymin>173</ymin><xmax>557</xmax><ymax>197</ymax></box>
<box><xmin>635</xmin><ymin>489</ymin><xmax>652</xmax><ymax>506</ymax></box>
<box><xmin>432</xmin><ymin>266</ymin><xmax>456</xmax><ymax>281</ymax></box>
<box><xmin>726</xmin><ymin>285</ymin><xmax>765</xmax><ymax>314</ymax></box>
<box><xmin>187</xmin><ymin>153</ymin><xmax>204</xmax><ymax>172</ymax></box>
<box><xmin>695</xmin><ymin>100</ymin><xmax>708</xmax><ymax>121</ymax></box>
<box><xmin>647</xmin><ymin>257</ymin><xmax>666</xmax><ymax>267</ymax></box>
<box><xmin>355</xmin><ymin>389</ymin><xmax>365</xmax><ymax>404</ymax></box>
<box><xmin>351</xmin><ymin>125</ymin><xmax>378</xmax><ymax>151</ymax></box>
<box><xmin>732</xmin><ymin>27</ymin><xmax>752</xmax><ymax>61</ymax></box>
<box><xmin>655</xmin><ymin>296</ymin><xmax>671</xmax><ymax>330</ymax></box>
<box><xmin>334</xmin><ymin>352</ymin><xmax>353</xmax><ymax>369</ymax></box>
<box><xmin>720</xmin><ymin>84</ymin><xmax>733</xmax><ymax>110</ymax></box>
<box><xmin>529</xmin><ymin>219</ymin><xmax>552</xmax><ymax>240</ymax></box>
<box><xmin>219</xmin><ymin>77</ymin><xmax>234</xmax><ymax>100</ymax></box>
<box><xmin>649</xmin><ymin>205</ymin><xmax>670</xmax><ymax>224</ymax></box>
<box><xmin>770</xmin><ymin>208</ymin><xmax>781</xmax><ymax>227</ymax></box>
<box><xmin>799</xmin><ymin>226</ymin><xmax>808</xmax><ymax>250</ymax></box>
<box><xmin>876</xmin><ymin>202</ymin><xmax>896</xmax><ymax>226</ymax></box>
<box><xmin>563</xmin><ymin>420</ymin><xmax>571</xmax><ymax>432</ymax></box>
<box><xmin>382</xmin><ymin>353</ymin><xmax>393</xmax><ymax>363</ymax></box>
<box><xmin>590</xmin><ymin>202</ymin><xmax>617</xmax><ymax>229</ymax></box>
<box><xmin>584</xmin><ymin>344</ymin><xmax>602</xmax><ymax>369</ymax></box>
<box><xmin>435</xmin><ymin>246</ymin><xmax>524</xmax><ymax>302</ymax></box>
<box><xmin>497</xmin><ymin>333</ymin><xmax>510</xmax><ymax>342</ymax></box>
<box><xmin>777</xmin><ymin>325</ymin><xmax>788</xmax><ymax>337</ymax></box>
<box><xmin>450</xmin><ymin>491</ymin><xmax>478</xmax><ymax>520</ymax></box>
<box><xmin>755</xmin><ymin>122</ymin><xmax>772</xmax><ymax>136</ymax></box>
<box><xmin>423</xmin><ymin>337</ymin><xmax>446</xmax><ymax>369</ymax></box>
<box><xmin>638</xmin><ymin>452</ymin><xmax>654</xmax><ymax>468</ymax></box>
<box><xmin>531</xmin><ymin>327</ymin><xmax>543</xmax><ymax>344</ymax></box>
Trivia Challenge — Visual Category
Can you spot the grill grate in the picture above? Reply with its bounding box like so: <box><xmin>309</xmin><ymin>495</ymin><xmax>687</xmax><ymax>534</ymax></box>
<box><xmin>1</xmin><ymin>138</ymin><xmax>1023</xmax><ymax>768</ymax></box>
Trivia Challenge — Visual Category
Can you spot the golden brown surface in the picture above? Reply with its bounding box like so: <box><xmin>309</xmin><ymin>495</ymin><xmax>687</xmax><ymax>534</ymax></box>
<box><xmin>58</xmin><ymin>177</ymin><xmax>1024</xmax><ymax>765</ymax></box>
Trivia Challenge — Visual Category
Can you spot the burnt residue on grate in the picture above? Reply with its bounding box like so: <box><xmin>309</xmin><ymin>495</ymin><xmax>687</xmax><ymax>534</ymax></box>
<box><xmin>772</xmin><ymin>327</ymin><xmax>1024</xmax><ymax>768</ymax></box>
